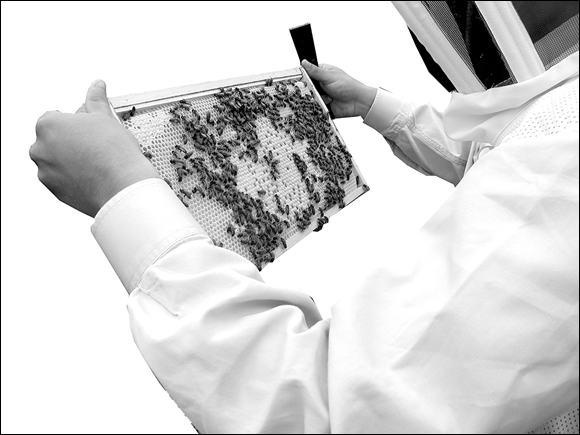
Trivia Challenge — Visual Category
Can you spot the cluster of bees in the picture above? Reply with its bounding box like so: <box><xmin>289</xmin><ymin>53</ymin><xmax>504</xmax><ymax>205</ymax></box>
<box><xmin>263</xmin><ymin>149</ymin><xmax>280</xmax><ymax>181</ymax></box>
<box><xmin>137</xmin><ymin>78</ymin><xmax>361</xmax><ymax>270</ymax></box>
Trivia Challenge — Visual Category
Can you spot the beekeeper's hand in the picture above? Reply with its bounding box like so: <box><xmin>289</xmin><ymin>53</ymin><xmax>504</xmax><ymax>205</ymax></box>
<box><xmin>301</xmin><ymin>60</ymin><xmax>377</xmax><ymax>119</ymax></box>
<box><xmin>29</xmin><ymin>80</ymin><xmax>160</xmax><ymax>218</ymax></box>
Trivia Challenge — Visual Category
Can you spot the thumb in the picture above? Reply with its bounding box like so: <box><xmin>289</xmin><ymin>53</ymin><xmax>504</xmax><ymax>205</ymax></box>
<box><xmin>301</xmin><ymin>59</ymin><xmax>329</xmax><ymax>82</ymax></box>
<box><xmin>85</xmin><ymin>79</ymin><xmax>112</xmax><ymax>116</ymax></box>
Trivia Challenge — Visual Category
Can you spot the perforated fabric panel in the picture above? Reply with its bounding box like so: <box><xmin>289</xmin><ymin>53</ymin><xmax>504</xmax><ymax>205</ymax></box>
<box><xmin>494</xmin><ymin>76</ymin><xmax>579</xmax><ymax>435</ymax></box>
<box><xmin>111</xmin><ymin>72</ymin><xmax>367</xmax><ymax>270</ymax></box>
<box><xmin>529</xmin><ymin>408</ymin><xmax>579</xmax><ymax>434</ymax></box>
<box><xmin>497</xmin><ymin>76</ymin><xmax>579</xmax><ymax>146</ymax></box>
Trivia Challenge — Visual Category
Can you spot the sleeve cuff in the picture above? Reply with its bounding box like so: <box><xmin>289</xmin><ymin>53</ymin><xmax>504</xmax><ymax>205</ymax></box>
<box><xmin>363</xmin><ymin>88</ymin><xmax>409</xmax><ymax>136</ymax></box>
<box><xmin>91</xmin><ymin>178</ymin><xmax>208</xmax><ymax>293</ymax></box>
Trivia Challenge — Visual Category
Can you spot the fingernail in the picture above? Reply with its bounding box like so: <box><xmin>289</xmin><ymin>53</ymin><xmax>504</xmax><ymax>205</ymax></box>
<box><xmin>91</xmin><ymin>79</ymin><xmax>106</xmax><ymax>89</ymax></box>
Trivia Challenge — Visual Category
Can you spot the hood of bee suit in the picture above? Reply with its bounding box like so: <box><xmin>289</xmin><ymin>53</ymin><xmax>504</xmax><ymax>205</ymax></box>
<box><xmin>391</xmin><ymin>1</ymin><xmax>579</xmax><ymax>145</ymax></box>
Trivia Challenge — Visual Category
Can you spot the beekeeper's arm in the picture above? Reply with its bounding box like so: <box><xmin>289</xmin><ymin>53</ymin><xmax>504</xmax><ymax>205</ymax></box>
<box><xmin>30</xmin><ymin>79</ymin><xmax>331</xmax><ymax>434</ymax></box>
<box><xmin>31</xmin><ymin>76</ymin><xmax>578</xmax><ymax>435</ymax></box>
<box><xmin>302</xmin><ymin>60</ymin><xmax>470</xmax><ymax>186</ymax></box>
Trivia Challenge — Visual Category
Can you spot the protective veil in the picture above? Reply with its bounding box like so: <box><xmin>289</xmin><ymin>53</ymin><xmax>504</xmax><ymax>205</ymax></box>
<box><xmin>393</xmin><ymin>1</ymin><xmax>579</xmax><ymax>169</ymax></box>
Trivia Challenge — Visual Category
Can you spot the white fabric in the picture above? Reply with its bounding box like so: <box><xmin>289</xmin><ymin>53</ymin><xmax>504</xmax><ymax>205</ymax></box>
<box><xmin>92</xmin><ymin>178</ymin><xmax>207</xmax><ymax>291</ymax></box>
<box><xmin>444</xmin><ymin>52</ymin><xmax>579</xmax><ymax>146</ymax></box>
<box><xmin>92</xmin><ymin>73</ymin><xmax>579</xmax><ymax>434</ymax></box>
<box><xmin>363</xmin><ymin>88</ymin><xmax>470</xmax><ymax>185</ymax></box>
<box><xmin>363</xmin><ymin>52</ymin><xmax>579</xmax><ymax>181</ymax></box>
<box><xmin>468</xmin><ymin>74</ymin><xmax>579</xmax><ymax>169</ymax></box>
<box><xmin>529</xmin><ymin>407</ymin><xmax>579</xmax><ymax>434</ymax></box>
<box><xmin>498</xmin><ymin>75</ymin><xmax>579</xmax><ymax>146</ymax></box>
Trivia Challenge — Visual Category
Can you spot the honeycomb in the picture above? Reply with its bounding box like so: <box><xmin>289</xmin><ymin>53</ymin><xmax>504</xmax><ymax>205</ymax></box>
<box><xmin>109</xmin><ymin>68</ymin><xmax>368</xmax><ymax>270</ymax></box>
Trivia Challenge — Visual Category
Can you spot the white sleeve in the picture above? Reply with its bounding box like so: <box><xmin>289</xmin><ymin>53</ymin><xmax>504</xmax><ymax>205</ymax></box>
<box><xmin>363</xmin><ymin>88</ymin><xmax>472</xmax><ymax>185</ymax></box>
<box><xmin>92</xmin><ymin>124</ymin><xmax>579</xmax><ymax>435</ymax></box>
<box><xmin>91</xmin><ymin>178</ymin><xmax>330</xmax><ymax>433</ymax></box>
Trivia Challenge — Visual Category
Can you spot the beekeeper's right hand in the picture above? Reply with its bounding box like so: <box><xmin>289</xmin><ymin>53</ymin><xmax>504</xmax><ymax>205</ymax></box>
<box><xmin>301</xmin><ymin>60</ymin><xmax>377</xmax><ymax>119</ymax></box>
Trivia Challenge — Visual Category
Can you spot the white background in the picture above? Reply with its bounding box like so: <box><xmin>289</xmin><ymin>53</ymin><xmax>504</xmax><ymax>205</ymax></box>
<box><xmin>1</xmin><ymin>1</ymin><xmax>453</xmax><ymax>433</ymax></box>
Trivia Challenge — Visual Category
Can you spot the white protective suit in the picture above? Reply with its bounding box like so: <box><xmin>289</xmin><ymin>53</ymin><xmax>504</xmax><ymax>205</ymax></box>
<box><xmin>93</xmin><ymin>2</ymin><xmax>579</xmax><ymax>433</ymax></box>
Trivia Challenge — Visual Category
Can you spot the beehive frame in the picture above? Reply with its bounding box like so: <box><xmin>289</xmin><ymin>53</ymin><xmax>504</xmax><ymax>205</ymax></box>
<box><xmin>108</xmin><ymin>67</ymin><xmax>368</xmax><ymax>270</ymax></box>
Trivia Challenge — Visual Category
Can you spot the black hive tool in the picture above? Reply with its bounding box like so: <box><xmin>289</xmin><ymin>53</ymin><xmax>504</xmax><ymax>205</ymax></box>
<box><xmin>289</xmin><ymin>23</ymin><xmax>335</xmax><ymax>119</ymax></box>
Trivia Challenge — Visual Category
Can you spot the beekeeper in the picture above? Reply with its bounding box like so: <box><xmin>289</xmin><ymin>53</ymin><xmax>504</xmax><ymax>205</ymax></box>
<box><xmin>29</xmin><ymin>1</ymin><xmax>578</xmax><ymax>433</ymax></box>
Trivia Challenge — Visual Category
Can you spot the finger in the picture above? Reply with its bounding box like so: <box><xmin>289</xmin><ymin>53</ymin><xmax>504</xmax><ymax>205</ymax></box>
<box><xmin>301</xmin><ymin>59</ymin><xmax>330</xmax><ymax>81</ymax></box>
<box><xmin>29</xmin><ymin>142</ymin><xmax>39</xmax><ymax>165</ymax></box>
<box><xmin>35</xmin><ymin>110</ymin><xmax>57</xmax><ymax>137</ymax></box>
<box><xmin>321</xmin><ymin>95</ymin><xmax>333</xmax><ymax>105</ymax></box>
<box><xmin>75</xmin><ymin>103</ymin><xmax>87</xmax><ymax>113</ymax></box>
<box><xmin>85</xmin><ymin>79</ymin><xmax>112</xmax><ymax>116</ymax></box>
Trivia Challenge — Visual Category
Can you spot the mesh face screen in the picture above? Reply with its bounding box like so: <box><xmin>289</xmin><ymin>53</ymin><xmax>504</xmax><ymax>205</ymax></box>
<box><xmin>512</xmin><ymin>1</ymin><xmax>579</xmax><ymax>71</ymax></box>
<box><xmin>531</xmin><ymin>12</ymin><xmax>579</xmax><ymax>70</ymax></box>
<box><xmin>110</xmin><ymin>69</ymin><xmax>368</xmax><ymax>270</ymax></box>
<box><xmin>421</xmin><ymin>1</ymin><xmax>514</xmax><ymax>89</ymax></box>
<box><xmin>512</xmin><ymin>1</ymin><xmax>579</xmax><ymax>43</ymax></box>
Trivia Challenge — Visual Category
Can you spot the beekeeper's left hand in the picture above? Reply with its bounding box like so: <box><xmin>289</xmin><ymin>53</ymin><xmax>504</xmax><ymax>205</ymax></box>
<box><xmin>29</xmin><ymin>80</ymin><xmax>160</xmax><ymax>218</ymax></box>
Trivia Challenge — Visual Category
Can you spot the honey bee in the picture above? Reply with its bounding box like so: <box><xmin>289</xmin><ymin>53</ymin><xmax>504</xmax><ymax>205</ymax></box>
<box><xmin>180</xmin><ymin>189</ymin><xmax>192</xmax><ymax>199</ymax></box>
